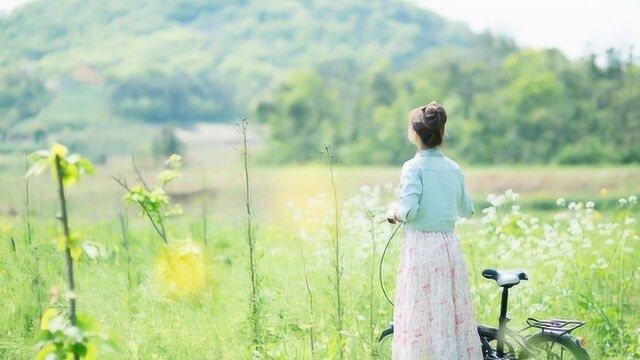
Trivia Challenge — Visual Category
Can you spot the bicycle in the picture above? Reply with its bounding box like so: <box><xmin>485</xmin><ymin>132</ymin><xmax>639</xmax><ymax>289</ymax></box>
<box><xmin>377</xmin><ymin>224</ymin><xmax>591</xmax><ymax>359</ymax></box>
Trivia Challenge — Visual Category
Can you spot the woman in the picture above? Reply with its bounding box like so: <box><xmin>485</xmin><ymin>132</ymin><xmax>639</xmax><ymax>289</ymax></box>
<box><xmin>388</xmin><ymin>101</ymin><xmax>482</xmax><ymax>359</ymax></box>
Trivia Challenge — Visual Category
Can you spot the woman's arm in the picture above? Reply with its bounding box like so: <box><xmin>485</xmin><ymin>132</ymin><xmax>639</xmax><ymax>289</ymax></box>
<box><xmin>458</xmin><ymin>170</ymin><xmax>475</xmax><ymax>217</ymax></box>
<box><xmin>395</xmin><ymin>161</ymin><xmax>422</xmax><ymax>223</ymax></box>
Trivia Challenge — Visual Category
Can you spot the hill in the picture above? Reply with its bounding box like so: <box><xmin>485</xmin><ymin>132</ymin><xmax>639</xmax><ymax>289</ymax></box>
<box><xmin>0</xmin><ymin>0</ymin><xmax>637</xmax><ymax>164</ymax></box>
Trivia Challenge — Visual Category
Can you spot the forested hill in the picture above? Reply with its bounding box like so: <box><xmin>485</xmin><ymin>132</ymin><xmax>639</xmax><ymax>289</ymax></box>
<box><xmin>1</xmin><ymin>0</ymin><xmax>475</xmax><ymax>76</ymax></box>
<box><xmin>0</xmin><ymin>0</ymin><xmax>482</xmax><ymax>122</ymax></box>
<box><xmin>1</xmin><ymin>0</ymin><xmax>637</xmax><ymax>164</ymax></box>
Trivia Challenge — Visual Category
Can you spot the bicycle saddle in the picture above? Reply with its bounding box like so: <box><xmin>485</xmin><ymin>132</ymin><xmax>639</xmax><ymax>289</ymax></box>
<box><xmin>482</xmin><ymin>268</ymin><xmax>528</xmax><ymax>287</ymax></box>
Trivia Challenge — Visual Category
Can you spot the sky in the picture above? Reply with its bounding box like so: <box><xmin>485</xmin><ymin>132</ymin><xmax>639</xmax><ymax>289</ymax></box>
<box><xmin>1</xmin><ymin>0</ymin><xmax>638</xmax><ymax>59</ymax></box>
<box><xmin>414</xmin><ymin>0</ymin><xmax>640</xmax><ymax>59</ymax></box>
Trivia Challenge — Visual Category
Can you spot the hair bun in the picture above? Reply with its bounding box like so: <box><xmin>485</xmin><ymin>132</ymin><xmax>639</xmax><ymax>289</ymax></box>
<box><xmin>422</xmin><ymin>105</ymin><xmax>444</xmax><ymax>129</ymax></box>
<box><xmin>410</xmin><ymin>101</ymin><xmax>447</xmax><ymax>148</ymax></box>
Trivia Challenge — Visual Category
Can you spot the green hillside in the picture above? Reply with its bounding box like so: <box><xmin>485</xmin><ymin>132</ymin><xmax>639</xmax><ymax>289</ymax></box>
<box><xmin>0</xmin><ymin>0</ymin><xmax>638</xmax><ymax>164</ymax></box>
<box><xmin>0</xmin><ymin>1</ymin><xmax>477</xmax><ymax>134</ymax></box>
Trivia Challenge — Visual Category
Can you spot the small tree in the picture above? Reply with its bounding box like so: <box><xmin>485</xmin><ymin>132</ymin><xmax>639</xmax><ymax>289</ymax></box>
<box><xmin>113</xmin><ymin>154</ymin><xmax>206</xmax><ymax>298</ymax></box>
<box><xmin>27</xmin><ymin>143</ymin><xmax>113</xmax><ymax>359</ymax></box>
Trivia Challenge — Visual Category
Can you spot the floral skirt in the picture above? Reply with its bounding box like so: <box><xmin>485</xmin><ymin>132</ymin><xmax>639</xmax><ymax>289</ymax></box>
<box><xmin>391</xmin><ymin>228</ymin><xmax>483</xmax><ymax>360</ymax></box>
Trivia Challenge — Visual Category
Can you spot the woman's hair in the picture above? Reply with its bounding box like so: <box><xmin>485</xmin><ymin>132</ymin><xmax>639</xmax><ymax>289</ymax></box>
<box><xmin>409</xmin><ymin>101</ymin><xmax>447</xmax><ymax>148</ymax></box>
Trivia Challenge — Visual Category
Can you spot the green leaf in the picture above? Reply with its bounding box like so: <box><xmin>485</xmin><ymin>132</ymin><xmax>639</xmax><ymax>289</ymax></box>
<box><xmin>77</xmin><ymin>158</ymin><xmax>95</xmax><ymax>175</ymax></box>
<box><xmin>81</xmin><ymin>242</ymin><xmax>99</xmax><ymax>260</ymax></box>
<box><xmin>40</xmin><ymin>308</ymin><xmax>58</xmax><ymax>330</ymax></box>
<box><xmin>34</xmin><ymin>344</ymin><xmax>56</xmax><ymax>360</ymax></box>
<box><xmin>26</xmin><ymin>159</ymin><xmax>50</xmax><ymax>178</ymax></box>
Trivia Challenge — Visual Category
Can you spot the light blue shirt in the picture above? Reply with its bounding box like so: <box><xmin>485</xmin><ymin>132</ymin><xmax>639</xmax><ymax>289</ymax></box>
<box><xmin>395</xmin><ymin>148</ymin><xmax>474</xmax><ymax>232</ymax></box>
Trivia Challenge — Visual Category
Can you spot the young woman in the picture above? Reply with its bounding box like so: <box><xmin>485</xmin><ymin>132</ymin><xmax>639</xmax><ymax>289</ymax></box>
<box><xmin>388</xmin><ymin>101</ymin><xmax>482</xmax><ymax>359</ymax></box>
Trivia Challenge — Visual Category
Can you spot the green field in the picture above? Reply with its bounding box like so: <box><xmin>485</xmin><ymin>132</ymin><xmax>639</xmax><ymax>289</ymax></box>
<box><xmin>0</xmin><ymin>148</ymin><xmax>638</xmax><ymax>359</ymax></box>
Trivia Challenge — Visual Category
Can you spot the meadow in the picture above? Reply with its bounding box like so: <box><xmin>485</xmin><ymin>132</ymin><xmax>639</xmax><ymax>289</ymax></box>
<box><xmin>0</xmin><ymin>143</ymin><xmax>638</xmax><ymax>359</ymax></box>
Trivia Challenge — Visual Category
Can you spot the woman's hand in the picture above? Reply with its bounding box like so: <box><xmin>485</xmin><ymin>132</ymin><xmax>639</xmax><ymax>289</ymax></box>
<box><xmin>385</xmin><ymin>210</ymin><xmax>399</xmax><ymax>224</ymax></box>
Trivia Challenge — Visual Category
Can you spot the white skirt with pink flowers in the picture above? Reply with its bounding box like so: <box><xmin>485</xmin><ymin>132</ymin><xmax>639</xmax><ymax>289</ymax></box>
<box><xmin>391</xmin><ymin>228</ymin><xmax>483</xmax><ymax>360</ymax></box>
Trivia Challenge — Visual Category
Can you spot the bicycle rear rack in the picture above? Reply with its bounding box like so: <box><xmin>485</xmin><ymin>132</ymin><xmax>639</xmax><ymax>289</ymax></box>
<box><xmin>524</xmin><ymin>317</ymin><xmax>585</xmax><ymax>335</ymax></box>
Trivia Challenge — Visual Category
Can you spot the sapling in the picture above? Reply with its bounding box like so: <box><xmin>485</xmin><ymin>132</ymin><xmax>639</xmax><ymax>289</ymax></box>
<box><xmin>28</xmin><ymin>143</ymin><xmax>113</xmax><ymax>359</ymax></box>
<box><xmin>113</xmin><ymin>154</ymin><xmax>206</xmax><ymax>298</ymax></box>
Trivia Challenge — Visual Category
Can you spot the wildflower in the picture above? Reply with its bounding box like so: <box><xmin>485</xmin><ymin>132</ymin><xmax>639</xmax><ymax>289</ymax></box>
<box><xmin>166</xmin><ymin>154</ymin><xmax>182</xmax><ymax>169</ymax></box>
<box><xmin>629</xmin><ymin>195</ymin><xmax>638</xmax><ymax>204</ymax></box>
<box><xmin>556</xmin><ymin>198</ymin><xmax>566</xmax><ymax>207</ymax></box>
<box><xmin>155</xmin><ymin>240</ymin><xmax>207</xmax><ymax>298</ymax></box>
<box><xmin>586</xmin><ymin>201</ymin><xmax>595</xmax><ymax>209</ymax></box>
<box><xmin>618</xmin><ymin>198</ymin><xmax>628</xmax><ymax>206</ymax></box>
<box><xmin>600</xmin><ymin>188</ymin><xmax>608</xmax><ymax>197</ymax></box>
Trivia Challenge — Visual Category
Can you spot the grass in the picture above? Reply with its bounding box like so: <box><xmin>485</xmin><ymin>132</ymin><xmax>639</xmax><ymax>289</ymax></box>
<box><xmin>0</xmin><ymin>152</ymin><xmax>638</xmax><ymax>359</ymax></box>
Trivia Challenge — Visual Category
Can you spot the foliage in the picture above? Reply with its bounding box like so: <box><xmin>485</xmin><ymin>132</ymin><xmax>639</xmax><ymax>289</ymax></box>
<box><xmin>25</xmin><ymin>143</ymin><xmax>107</xmax><ymax>359</ymax></box>
<box><xmin>1</xmin><ymin>0</ymin><xmax>637</xmax><ymax>164</ymax></box>
<box><xmin>35</xmin><ymin>309</ymin><xmax>114</xmax><ymax>360</ymax></box>
<box><xmin>257</xmin><ymin>47</ymin><xmax>640</xmax><ymax>164</ymax></box>
<box><xmin>0</xmin><ymin>70</ymin><xmax>51</xmax><ymax>141</ymax></box>
<box><xmin>26</xmin><ymin>143</ymin><xmax>95</xmax><ymax>186</ymax></box>
<box><xmin>1</xmin><ymin>174</ymin><xmax>638</xmax><ymax>357</ymax></box>
<box><xmin>117</xmin><ymin>154</ymin><xmax>183</xmax><ymax>244</ymax></box>
<box><xmin>111</xmin><ymin>72</ymin><xmax>233</xmax><ymax>123</ymax></box>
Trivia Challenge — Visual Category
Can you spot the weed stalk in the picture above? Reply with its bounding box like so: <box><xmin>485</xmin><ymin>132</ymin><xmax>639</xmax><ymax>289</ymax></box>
<box><xmin>324</xmin><ymin>144</ymin><xmax>344</xmax><ymax>358</ymax></box>
<box><xmin>240</xmin><ymin>119</ymin><xmax>262</xmax><ymax>350</ymax></box>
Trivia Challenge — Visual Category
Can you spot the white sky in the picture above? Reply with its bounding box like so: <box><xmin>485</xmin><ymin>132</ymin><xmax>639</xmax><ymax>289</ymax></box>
<box><xmin>2</xmin><ymin>0</ymin><xmax>638</xmax><ymax>59</ymax></box>
<box><xmin>415</xmin><ymin>0</ymin><xmax>640</xmax><ymax>59</ymax></box>
<box><xmin>0</xmin><ymin>0</ymin><xmax>31</xmax><ymax>13</ymax></box>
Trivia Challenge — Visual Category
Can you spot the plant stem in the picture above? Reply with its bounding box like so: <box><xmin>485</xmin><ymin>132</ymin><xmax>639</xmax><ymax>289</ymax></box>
<box><xmin>111</xmin><ymin>176</ymin><xmax>168</xmax><ymax>244</ymax></box>
<box><xmin>201</xmin><ymin>170</ymin><xmax>208</xmax><ymax>249</ymax></box>
<box><xmin>368</xmin><ymin>214</ymin><xmax>377</xmax><ymax>358</ymax></box>
<box><xmin>118</xmin><ymin>210</ymin><xmax>132</xmax><ymax>295</ymax></box>
<box><xmin>54</xmin><ymin>156</ymin><xmax>78</xmax><ymax>348</ymax></box>
<box><xmin>24</xmin><ymin>153</ymin><xmax>33</xmax><ymax>248</ymax></box>
<box><xmin>240</xmin><ymin>119</ymin><xmax>261</xmax><ymax>349</ymax></box>
<box><xmin>24</xmin><ymin>153</ymin><xmax>41</xmax><ymax>317</ymax></box>
<box><xmin>129</xmin><ymin>155</ymin><xmax>169</xmax><ymax>243</ymax></box>
<box><xmin>295</xmin><ymin>237</ymin><xmax>315</xmax><ymax>356</ymax></box>
<box><xmin>324</xmin><ymin>144</ymin><xmax>343</xmax><ymax>358</ymax></box>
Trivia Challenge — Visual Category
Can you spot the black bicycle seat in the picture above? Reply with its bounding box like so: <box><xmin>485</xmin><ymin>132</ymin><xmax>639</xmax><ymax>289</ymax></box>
<box><xmin>482</xmin><ymin>268</ymin><xmax>528</xmax><ymax>287</ymax></box>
